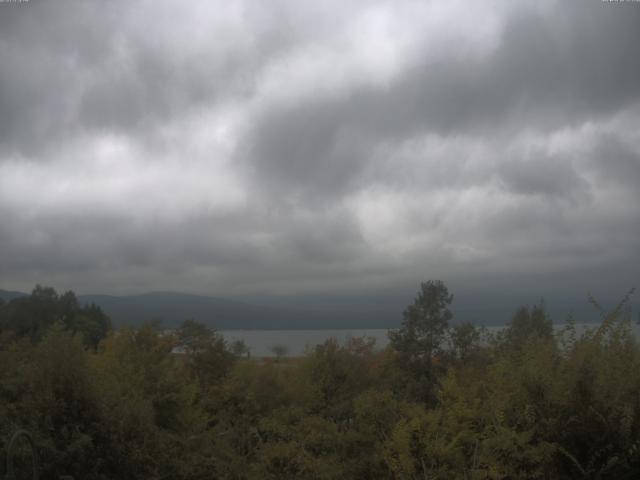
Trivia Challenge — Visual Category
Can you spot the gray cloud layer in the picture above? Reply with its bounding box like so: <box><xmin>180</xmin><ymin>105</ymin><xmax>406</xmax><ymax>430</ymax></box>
<box><xmin>1</xmin><ymin>0</ymin><xmax>638</xmax><ymax>304</ymax></box>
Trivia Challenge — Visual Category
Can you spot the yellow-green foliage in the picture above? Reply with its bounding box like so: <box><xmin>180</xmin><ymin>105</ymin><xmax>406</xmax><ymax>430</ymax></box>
<box><xmin>1</xmin><ymin>288</ymin><xmax>639</xmax><ymax>479</ymax></box>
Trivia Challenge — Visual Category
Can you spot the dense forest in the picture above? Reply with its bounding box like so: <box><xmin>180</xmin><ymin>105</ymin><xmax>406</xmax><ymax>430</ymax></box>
<box><xmin>0</xmin><ymin>282</ymin><xmax>639</xmax><ymax>479</ymax></box>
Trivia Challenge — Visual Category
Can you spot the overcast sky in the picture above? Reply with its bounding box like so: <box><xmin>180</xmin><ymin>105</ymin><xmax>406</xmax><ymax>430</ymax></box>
<box><xmin>1</xmin><ymin>0</ymin><xmax>639</xmax><ymax>305</ymax></box>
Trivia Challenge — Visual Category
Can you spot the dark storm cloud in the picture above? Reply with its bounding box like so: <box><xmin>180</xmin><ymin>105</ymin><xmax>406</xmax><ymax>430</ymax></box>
<box><xmin>242</xmin><ymin>0</ymin><xmax>640</xmax><ymax>202</ymax></box>
<box><xmin>0</xmin><ymin>1</ymin><xmax>119</xmax><ymax>155</ymax></box>
<box><xmin>0</xmin><ymin>0</ymin><xmax>294</xmax><ymax>156</ymax></box>
<box><xmin>0</xmin><ymin>191</ymin><xmax>367</xmax><ymax>293</ymax></box>
<box><xmin>497</xmin><ymin>153</ymin><xmax>587</xmax><ymax>199</ymax></box>
<box><xmin>589</xmin><ymin>134</ymin><xmax>640</xmax><ymax>194</ymax></box>
<box><xmin>242</xmin><ymin>97</ymin><xmax>378</xmax><ymax>201</ymax></box>
<box><xmin>0</xmin><ymin>0</ymin><xmax>638</xmax><ymax>300</ymax></box>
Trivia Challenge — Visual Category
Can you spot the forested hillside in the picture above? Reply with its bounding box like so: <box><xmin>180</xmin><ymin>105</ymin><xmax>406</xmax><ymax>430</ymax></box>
<box><xmin>0</xmin><ymin>283</ymin><xmax>639</xmax><ymax>479</ymax></box>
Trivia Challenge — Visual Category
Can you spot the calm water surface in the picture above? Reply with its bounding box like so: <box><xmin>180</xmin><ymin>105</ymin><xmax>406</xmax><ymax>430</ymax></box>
<box><xmin>220</xmin><ymin>323</ymin><xmax>640</xmax><ymax>357</ymax></box>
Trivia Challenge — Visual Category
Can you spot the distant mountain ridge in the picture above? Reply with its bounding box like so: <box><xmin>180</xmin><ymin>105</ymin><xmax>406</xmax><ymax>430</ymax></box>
<box><xmin>1</xmin><ymin>289</ymin><xmax>398</xmax><ymax>330</ymax></box>
<box><xmin>0</xmin><ymin>289</ymin><xmax>28</xmax><ymax>301</ymax></box>
<box><xmin>2</xmin><ymin>288</ymin><xmax>635</xmax><ymax>330</ymax></box>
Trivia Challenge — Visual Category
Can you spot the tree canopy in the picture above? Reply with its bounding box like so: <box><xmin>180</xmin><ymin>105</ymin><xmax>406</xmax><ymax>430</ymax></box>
<box><xmin>388</xmin><ymin>280</ymin><xmax>454</xmax><ymax>403</ymax></box>
<box><xmin>0</xmin><ymin>285</ymin><xmax>111</xmax><ymax>348</ymax></box>
<box><xmin>1</xmin><ymin>283</ymin><xmax>639</xmax><ymax>479</ymax></box>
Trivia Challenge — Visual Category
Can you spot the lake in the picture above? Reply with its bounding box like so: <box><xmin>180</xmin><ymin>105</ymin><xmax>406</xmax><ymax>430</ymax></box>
<box><xmin>220</xmin><ymin>322</ymin><xmax>638</xmax><ymax>357</ymax></box>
